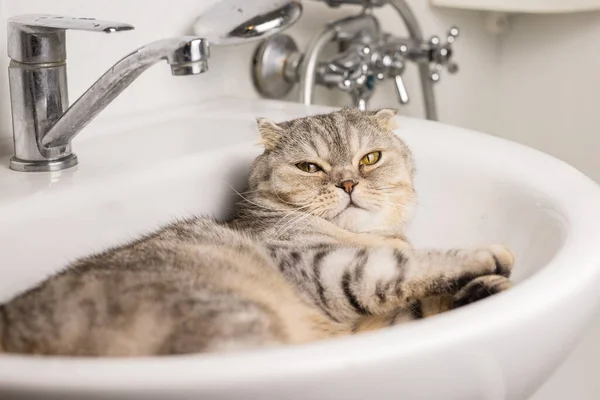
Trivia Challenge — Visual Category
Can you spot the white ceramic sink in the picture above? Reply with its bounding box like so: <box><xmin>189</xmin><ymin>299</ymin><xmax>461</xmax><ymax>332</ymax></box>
<box><xmin>1</xmin><ymin>97</ymin><xmax>600</xmax><ymax>400</ymax></box>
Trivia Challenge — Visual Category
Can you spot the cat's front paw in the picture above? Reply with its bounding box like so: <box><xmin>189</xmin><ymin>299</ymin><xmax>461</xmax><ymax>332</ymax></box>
<box><xmin>452</xmin><ymin>275</ymin><xmax>512</xmax><ymax>308</ymax></box>
<box><xmin>474</xmin><ymin>244</ymin><xmax>514</xmax><ymax>278</ymax></box>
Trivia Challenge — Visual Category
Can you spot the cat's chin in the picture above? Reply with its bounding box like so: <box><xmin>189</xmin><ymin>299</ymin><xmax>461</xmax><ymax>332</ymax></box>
<box><xmin>333</xmin><ymin>206</ymin><xmax>384</xmax><ymax>232</ymax></box>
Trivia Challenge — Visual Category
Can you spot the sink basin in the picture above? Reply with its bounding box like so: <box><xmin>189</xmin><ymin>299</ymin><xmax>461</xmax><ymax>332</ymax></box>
<box><xmin>1</xmin><ymin>97</ymin><xmax>600</xmax><ymax>400</ymax></box>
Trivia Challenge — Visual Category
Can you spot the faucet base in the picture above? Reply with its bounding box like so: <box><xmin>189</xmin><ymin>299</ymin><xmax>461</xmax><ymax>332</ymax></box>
<box><xmin>9</xmin><ymin>154</ymin><xmax>78</xmax><ymax>173</ymax></box>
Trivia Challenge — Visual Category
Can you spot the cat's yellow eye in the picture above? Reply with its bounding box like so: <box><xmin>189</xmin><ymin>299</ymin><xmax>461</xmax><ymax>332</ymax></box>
<box><xmin>360</xmin><ymin>151</ymin><xmax>381</xmax><ymax>166</ymax></box>
<box><xmin>296</xmin><ymin>162</ymin><xmax>321</xmax><ymax>173</ymax></box>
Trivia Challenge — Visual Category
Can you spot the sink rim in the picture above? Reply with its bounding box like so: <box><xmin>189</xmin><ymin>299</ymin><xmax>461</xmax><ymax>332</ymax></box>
<box><xmin>1</xmin><ymin>98</ymin><xmax>600</xmax><ymax>393</ymax></box>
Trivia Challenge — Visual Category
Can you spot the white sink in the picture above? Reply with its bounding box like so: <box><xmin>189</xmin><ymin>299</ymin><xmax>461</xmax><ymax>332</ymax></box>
<box><xmin>1</xmin><ymin>97</ymin><xmax>600</xmax><ymax>400</ymax></box>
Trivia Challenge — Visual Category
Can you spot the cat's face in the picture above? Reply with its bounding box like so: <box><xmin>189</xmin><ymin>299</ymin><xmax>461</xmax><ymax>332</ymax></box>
<box><xmin>249</xmin><ymin>108</ymin><xmax>415</xmax><ymax>233</ymax></box>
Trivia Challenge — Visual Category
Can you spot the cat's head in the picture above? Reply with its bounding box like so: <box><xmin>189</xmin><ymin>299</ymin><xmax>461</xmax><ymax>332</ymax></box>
<box><xmin>248</xmin><ymin>108</ymin><xmax>415</xmax><ymax>233</ymax></box>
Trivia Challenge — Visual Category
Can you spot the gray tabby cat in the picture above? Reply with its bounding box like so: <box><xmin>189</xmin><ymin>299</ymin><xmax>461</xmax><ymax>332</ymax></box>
<box><xmin>0</xmin><ymin>108</ymin><xmax>513</xmax><ymax>356</ymax></box>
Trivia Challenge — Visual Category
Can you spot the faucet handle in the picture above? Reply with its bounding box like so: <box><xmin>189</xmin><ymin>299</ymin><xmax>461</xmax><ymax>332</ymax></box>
<box><xmin>428</xmin><ymin>26</ymin><xmax>459</xmax><ymax>83</ymax></box>
<box><xmin>387</xmin><ymin>52</ymin><xmax>409</xmax><ymax>104</ymax></box>
<box><xmin>8</xmin><ymin>14</ymin><xmax>134</xmax><ymax>63</ymax></box>
<box><xmin>447</xmin><ymin>26</ymin><xmax>459</xmax><ymax>44</ymax></box>
<box><xmin>374</xmin><ymin>43</ymin><xmax>409</xmax><ymax>104</ymax></box>
<box><xmin>393</xmin><ymin>74</ymin><xmax>409</xmax><ymax>104</ymax></box>
<box><xmin>8</xmin><ymin>14</ymin><xmax>134</xmax><ymax>33</ymax></box>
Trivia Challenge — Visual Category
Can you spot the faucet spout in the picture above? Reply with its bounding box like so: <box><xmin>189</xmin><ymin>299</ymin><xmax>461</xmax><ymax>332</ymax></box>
<box><xmin>40</xmin><ymin>37</ymin><xmax>209</xmax><ymax>151</ymax></box>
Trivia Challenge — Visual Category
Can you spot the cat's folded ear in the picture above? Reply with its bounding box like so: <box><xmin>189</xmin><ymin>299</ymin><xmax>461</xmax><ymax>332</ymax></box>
<box><xmin>256</xmin><ymin>117</ymin><xmax>284</xmax><ymax>150</ymax></box>
<box><xmin>369</xmin><ymin>108</ymin><xmax>399</xmax><ymax>131</ymax></box>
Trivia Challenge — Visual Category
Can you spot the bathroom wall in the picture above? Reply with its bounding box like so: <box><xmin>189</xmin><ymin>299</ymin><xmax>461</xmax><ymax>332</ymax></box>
<box><xmin>496</xmin><ymin>11</ymin><xmax>600</xmax><ymax>183</ymax></box>
<box><xmin>1</xmin><ymin>1</ymin><xmax>599</xmax><ymax>398</ymax></box>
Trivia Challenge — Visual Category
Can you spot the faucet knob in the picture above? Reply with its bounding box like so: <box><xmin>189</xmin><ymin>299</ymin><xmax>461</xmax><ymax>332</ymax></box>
<box><xmin>317</xmin><ymin>43</ymin><xmax>373</xmax><ymax>93</ymax></box>
<box><xmin>427</xmin><ymin>25</ymin><xmax>459</xmax><ymax>83</ymax></box>
<box><xmin>447</xmin><ymin>26</ymin><xmax>459</xmax><ymax>43</ymax></box>
<box><xmin>8</xmin><ymin>14</ymin><xmax>134</xmax><ymax>63</ymax></box>
<box><xmin>340</xmin><ymin>63</ymin><xmax>371</xmax><ymax>92</ymax></box>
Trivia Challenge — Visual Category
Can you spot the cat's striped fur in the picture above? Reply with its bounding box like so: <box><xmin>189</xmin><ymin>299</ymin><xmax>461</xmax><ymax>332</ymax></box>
<box><xmin>0</xmin><ymin>108</ymin><xmax>513</xmax><ymax>356</ymax></box>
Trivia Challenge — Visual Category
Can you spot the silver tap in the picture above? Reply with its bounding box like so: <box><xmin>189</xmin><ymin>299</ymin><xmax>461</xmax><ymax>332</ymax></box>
<box><xmin>313</xmin><ymin>37</ymin><xmax>409</xmax><ymax>111</ymax></box>
<box><xmin>7</xmin><ymin>14</ymin><xmax>210</xmax><ymax>172</ymax></box>
<box><xmin>301</xmin><ymin>14</ymin><xmax>380</xmax><ymax>107</ymax></box>
<box><xmin>317</xmin><ymin>42</ymin><xmax>374</xmax><ymax>110</ymax></box>
<box><xmin>251</xmin><ymin>0</ymin><xmax>459</xmax><ymax>120</ymax></box>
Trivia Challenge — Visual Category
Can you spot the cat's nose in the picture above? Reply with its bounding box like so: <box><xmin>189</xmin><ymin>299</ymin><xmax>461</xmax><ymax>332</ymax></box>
<box><xmin>336</xmin><ymin>180</ymin><xmax>358</xmax><ymax>194</ymax></box>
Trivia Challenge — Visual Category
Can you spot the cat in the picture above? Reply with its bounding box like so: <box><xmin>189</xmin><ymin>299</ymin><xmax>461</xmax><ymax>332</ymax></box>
<box><xmin>0</xmin><ymin>108</ymin><xmax>513</xmax><ymax>356</ymax></box>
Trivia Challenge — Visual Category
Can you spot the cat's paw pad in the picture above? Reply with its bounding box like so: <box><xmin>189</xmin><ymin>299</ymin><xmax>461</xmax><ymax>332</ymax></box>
<box><xmin>474</xmin><ymin>245</ymin><xmax>514</xmax><ymax>278</ymax></box>
<box><xmin>453</xmin><ymin>275</ymin><xmax>512</xmax><ymax>308</ymax></box>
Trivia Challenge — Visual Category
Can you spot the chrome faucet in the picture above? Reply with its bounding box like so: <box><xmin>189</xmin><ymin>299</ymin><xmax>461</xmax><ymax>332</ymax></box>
<box><xmin>6</xmin><ymin>4</ymin><xmax>303</xmax><ymax>172</ymax></box>
<box><xmin>251</xmin><ymin>0</ymin><xmax>458</xmax><ymax>120</ymax></box>
<box><xmin>7</xmin><ymin>15</ymin><xmax>210</xmax><ymax>172</ymax></box>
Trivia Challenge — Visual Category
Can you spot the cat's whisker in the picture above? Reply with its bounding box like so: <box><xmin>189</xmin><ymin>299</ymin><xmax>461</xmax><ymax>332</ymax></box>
<box><xmin>222</xmin><ymin>182</ymin><xmax>294</xmax><ymax>213</ymax></box>
<box><xmin>271</xmin><ymin>194</ymin><xmax>334</xmax><ymax>237</ymax></box>
<box><xmin>379</xmin><ymin>202</ymin><xmax>409</xmax><ymax>211</ymax></box>
<box><xmin>272</xmin><ymin>209</ymin><xmax>311</xmax><ymax>234</ymax></box>
<box><xmin>230</xmin><ymin>187</ymin><xmax>260</xmax><ymax>194</ymax></box>
<box><xmin>273</xmin><ymin>203</ymin><xmax>329</xmax><ymax>238</ymax></box>
<box><xmin>273</xmin><ymin>213</ymin><xmax>309</xmax><ymax>238</ymax></box>
<box><xmin>369</xmin><ymin>199</ymin><xmax>411</xmax><ymax>217</ymax></box>
<box><xmin>220</xmin><ymin>182</ymin><xmax>258</xmax><ymax>195</ymax></box>
<box><xmin>274</xmin><ymin>192</ymin><xmax>313</xmax><ymax>207</ymax></box>
<box><xmin>371</xmin><ymin>183</ymin><xmax>407</xmax><ymax>191</ymax></box>
<box><xmin>289</xmin><ymin>206</ymin><xmax>328</xmax><ymax>238</ymax></box>
<box><xmin>372</xmin><ymin>198</ymin><xmax>410</xmax><ymax>209</ymax></box>
<box><xmin>225</xmin><ymin>182</ymin><xmax>313</xmax><ymax>211</ymax></box>
<box><xmin>274</xmin><ymin>207</ymin><xmax>320</xmax><ymax>237</ymax></box>
<box><xmin>300</xmin><ymin>206</ymin><xmax>329</xmax><ymax>235</ymax></box>
<box><xmin>270</xmin><ymin>203</ymin><xmax>315</xmax><ymax>227</ymax></box>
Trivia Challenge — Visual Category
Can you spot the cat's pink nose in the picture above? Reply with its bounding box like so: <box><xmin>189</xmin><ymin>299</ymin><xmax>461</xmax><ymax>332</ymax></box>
<box><xmin>337</xmin><ymin>180</ymin><xmax>357</xmax><ymax>194</ymax></box>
